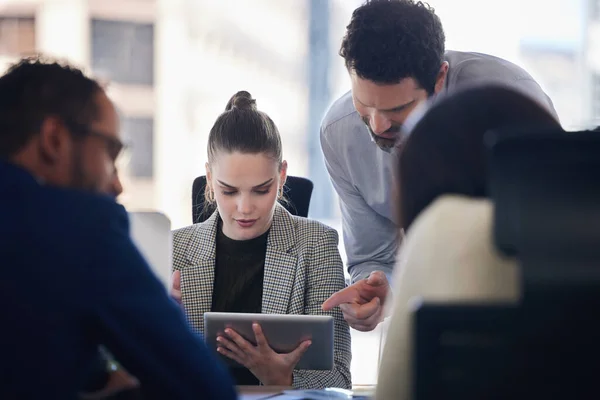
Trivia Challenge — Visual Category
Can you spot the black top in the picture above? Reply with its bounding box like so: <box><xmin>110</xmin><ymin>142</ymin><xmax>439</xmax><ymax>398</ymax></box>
<box><xmin>211</xmin><ymin>219</ymin><xmax>269</xmax><ymax>385</ymax></box>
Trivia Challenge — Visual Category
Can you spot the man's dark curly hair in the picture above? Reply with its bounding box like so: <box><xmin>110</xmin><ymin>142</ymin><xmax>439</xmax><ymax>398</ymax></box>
<box><xmin>0</xmin><ymin>56</ymin><xmax>102</xmax><ymax>159</ymax></box>
<box><xmin>340</xmin><ymin>0</ymin><xmax>445</xmax><ymax>94</ymax></box>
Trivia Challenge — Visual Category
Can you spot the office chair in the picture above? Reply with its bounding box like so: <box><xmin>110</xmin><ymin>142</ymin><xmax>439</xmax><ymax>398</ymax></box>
<box><xmin>192</xmin><ymin>175</ymin><xmax>314</xmax><ymax>223</ymax></box>
<box><xmin>413</xmin><ymin>128</ymin><xmax>600</xmax><ymax>400</ymax></box>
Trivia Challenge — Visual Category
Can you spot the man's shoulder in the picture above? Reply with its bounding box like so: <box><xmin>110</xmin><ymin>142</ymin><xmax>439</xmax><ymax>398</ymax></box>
<box><xmin>38</xmin><ymin>185</ymin><xmax>130</xmax><ymax>237</ymax></box>
<box><xmin>0</xmin><ymin>183</ymin><xmax>132</xmax><ymax>287</ymax></box>
<box><xmin>445</xmin><ymin>50</ymin><xmax>557</xmax><ymax>116</ymax></box>
<box><xmin>446</xmin><ymin>50</ymin><xmax>537</xmax><ymax>85</ymax></box>
<box><xmin>321</xmin><ymin>90</ymin><xmax>359</xmax><ymax>135</ymax></box>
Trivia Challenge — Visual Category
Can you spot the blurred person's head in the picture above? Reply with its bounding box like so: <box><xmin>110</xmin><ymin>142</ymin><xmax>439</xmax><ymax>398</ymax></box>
<box><xmin>340</xmin><ymin>0</ymin><xmax>447</xmax><ymax>151</ymax></box>
<box><xmin>0</xmin><ymin>56</ymin><xmax>123</xmax><ymax>197</ymax></box>
<box><xmin>205</xmin><ymin>91</ymin><xmax>287</xmax><ymax>241</ymax></box>
<box><xmin>398</xmin><ymin>85</ymin><xmax>560</xmax><ymax>230</ymax></box>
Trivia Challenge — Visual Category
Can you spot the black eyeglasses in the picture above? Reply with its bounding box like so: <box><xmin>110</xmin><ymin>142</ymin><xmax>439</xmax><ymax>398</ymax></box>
<box><xmin>66</xmin><ymin>121</ymin><xmax>127</xmax><ymax>161</ymax></box>
<box><xmin>86</xmin><ymin>130</ymin><xmax>127</xmax><ymax>161</ymax></box>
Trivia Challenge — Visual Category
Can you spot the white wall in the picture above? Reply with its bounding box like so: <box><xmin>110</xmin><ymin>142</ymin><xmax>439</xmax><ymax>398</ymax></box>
<box><xmin>36</xmin><ymin>0</ymin><xmax>89</xmax><ymax>68</ymax></box>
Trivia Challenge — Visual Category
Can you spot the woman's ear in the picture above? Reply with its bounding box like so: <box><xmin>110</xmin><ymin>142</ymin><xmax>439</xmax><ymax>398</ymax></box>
<box><xmin>280</xmin><ymin>160</ymin><xmax>288</xmax><ymax>187</ymax></box>
<box><xmin>205</xmin><ymin>162</ymin><xmax>212</xmax><ymax>191</ymax></box>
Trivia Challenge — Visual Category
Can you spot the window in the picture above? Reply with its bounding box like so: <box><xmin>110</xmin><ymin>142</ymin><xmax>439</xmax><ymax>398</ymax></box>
<box><xmin>91</xmin><ymin>19</ymin><xmax>154</xmax><ymax>85</ymax></box>
<box><xmin>0</xmin><ymin>17</ymin><xmax>35</xmax><ymax>56</ymax></box>
<box><xmin>121</xmin><ymin>116</ymin><xmax>154</xmax><ymax>178</ymax></box>
<box><xmin>592</xmin><ymin>0</ymin><xmax>600</xmax><ymax>21</ymax></box>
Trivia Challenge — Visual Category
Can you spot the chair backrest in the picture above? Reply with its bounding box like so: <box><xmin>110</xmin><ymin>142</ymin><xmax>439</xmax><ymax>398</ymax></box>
<box><xmin>192</xmin><ymin>175</ymin><xmax>314</xmax><ymax>223</ymax></box>
<box><xmin>413</xmin><ymin>128</ymin><xmax>600</xmax><ymax>400</ymax></box>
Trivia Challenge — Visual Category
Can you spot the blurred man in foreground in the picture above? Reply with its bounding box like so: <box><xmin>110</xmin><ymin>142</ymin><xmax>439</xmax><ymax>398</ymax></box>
<box><xmin>0</xmin><ymin>57</ymin><xmax>236</xmax><ymax>399</ymax></box>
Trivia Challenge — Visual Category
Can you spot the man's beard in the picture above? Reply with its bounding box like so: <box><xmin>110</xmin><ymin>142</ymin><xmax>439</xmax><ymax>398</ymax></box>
<box><xmin>362</xmin><ymin>119</ymin><xmax>402</xmax><ymax>152</ymax></box>
<box><xmin>70</xmin><ymin>147</ymin><xmax>101</xmax><ymax>194</ymax></box>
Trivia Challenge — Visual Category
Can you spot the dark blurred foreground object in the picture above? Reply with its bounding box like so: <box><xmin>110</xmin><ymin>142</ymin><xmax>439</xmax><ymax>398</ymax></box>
<box><xmin>79</xmin><ymin>349</ymin><xmax>141</xmax><ymax>400</ymax></box>
<box><xmin>413</xmin><ymin>128</ymin><xmax>600</xmax><ymax>400</ymax></box>
<box><xmin>80</xmin><ymin>386</ymin><xmax>142</xmax><ymax>400</ymax></box>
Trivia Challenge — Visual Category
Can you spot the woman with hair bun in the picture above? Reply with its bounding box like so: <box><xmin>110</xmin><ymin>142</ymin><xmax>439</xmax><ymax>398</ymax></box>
<box><xmin>171</xmin><ymin>91</ymin><xmax>352</xmax><ymax>390</ymax></box>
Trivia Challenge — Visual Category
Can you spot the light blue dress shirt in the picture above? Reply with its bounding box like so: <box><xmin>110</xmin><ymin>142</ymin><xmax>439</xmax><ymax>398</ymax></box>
<box><xmin>320</xmin><ymin>50</ymin><xmax>558</xmax><ymax>285</ymax></box>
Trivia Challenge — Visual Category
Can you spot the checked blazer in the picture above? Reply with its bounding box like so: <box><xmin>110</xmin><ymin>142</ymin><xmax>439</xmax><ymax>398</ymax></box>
<box><xmin>172</xmin><ymin>204</ymin><xmax>352</xmax><ymax>390</ymax></box>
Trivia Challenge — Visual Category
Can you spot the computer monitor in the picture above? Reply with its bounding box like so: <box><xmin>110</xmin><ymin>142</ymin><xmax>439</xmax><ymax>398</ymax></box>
<box><xmin>412</xmin><ymin>301</ymin><xmax>517</xmax><ymax>400</ymax></box>
<box><xmin>412</xmin><ymin>297</ymin><xmax>600</xmax><ymax>400</ymax></box>
<box><xmin>128</xmin><ymin>211</ymin><xmax>172</xmax><ymax>288</ymax></box>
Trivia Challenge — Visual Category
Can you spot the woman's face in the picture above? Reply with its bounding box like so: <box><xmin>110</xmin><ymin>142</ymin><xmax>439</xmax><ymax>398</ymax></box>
<box><xmin>207</xmin><ymin>151</ymin><xmax>287</xmax><ymax>241</ymax></box>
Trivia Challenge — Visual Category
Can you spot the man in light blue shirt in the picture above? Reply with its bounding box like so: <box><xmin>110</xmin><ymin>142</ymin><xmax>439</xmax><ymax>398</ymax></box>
<box><xmin>321</xmin><ymin>0</ymin><xmax>556</xmax><ymax>332</ymax></box>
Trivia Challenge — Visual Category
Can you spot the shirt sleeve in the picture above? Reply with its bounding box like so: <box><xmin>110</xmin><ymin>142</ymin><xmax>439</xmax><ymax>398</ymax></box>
<box><xmin>84</xmin><ymin>206</ymin><xmax>237</xmax><ymax>400</ymax></box>
<box><xmin>320</xmin><ymin>121</ymin><xmax>398</xmax><ymax>284</ymax></box>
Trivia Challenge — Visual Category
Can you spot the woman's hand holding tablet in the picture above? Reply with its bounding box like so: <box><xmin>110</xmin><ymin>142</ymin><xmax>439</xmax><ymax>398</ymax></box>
<box><xmin>216</xmin><ymin>323</ymin><xmax>311</xmax><ymax>385</ymax></box>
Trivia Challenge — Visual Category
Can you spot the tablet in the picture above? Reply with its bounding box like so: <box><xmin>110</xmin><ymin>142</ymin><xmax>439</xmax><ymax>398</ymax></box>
<box><xmin>204</xmin><ymin>312</ymin><xmax>334</xmax><ymax>370</ymax></box>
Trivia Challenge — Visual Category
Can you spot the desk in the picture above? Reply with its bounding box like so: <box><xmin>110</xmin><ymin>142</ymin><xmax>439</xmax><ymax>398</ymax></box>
<box><xmin>237</xmin><ymin>385</ymin><xmax>376</xmax><ymax>399</ymax></box>
<box><xmin>238</xmin><ymin>385</ymin><xmax>291</xmax><ymax>400</ymax></box>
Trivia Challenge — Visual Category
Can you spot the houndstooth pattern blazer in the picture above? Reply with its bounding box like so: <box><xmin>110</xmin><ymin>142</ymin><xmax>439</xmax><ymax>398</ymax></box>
<box><xmin>172</xmin><ymin>204</ymin><xmax>352</xmax><ymax>390</ymax></box>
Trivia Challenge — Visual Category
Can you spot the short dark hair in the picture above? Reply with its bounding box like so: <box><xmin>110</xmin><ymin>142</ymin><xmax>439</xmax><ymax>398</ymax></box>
<box><xmin>0</xmin><ymin>56</ymin><xmax>102</xmax><ymax>159</ymax></box>
<box><xmin>398</xmin><ymin>85</ymin><xmax>560</xmax><ymax>230</ymax></box>
<box><xmin>340</xmin><ymin>0</ymin><xmax>445</xmax><ymax>94</ymax></box>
